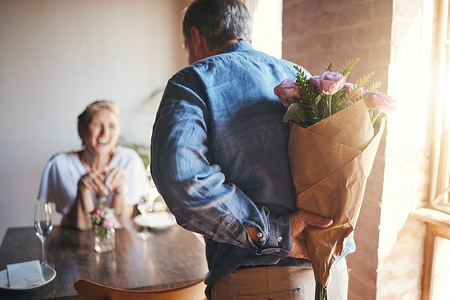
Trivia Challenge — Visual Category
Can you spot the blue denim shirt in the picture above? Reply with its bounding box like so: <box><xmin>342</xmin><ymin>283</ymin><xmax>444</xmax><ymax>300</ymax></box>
<box><xmin>151</xmin><ymin>41</ymin><xmax>354</xmax><ymax>286</ymax></box>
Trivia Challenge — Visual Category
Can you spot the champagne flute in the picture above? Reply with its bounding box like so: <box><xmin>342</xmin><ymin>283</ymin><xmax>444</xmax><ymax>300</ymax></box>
<box><xmin>136</xmin><ymin>195</ymin><xmax>154</xmax><ymax>240</ymax></box>
<box><xmin>34</xmin><ymin>201</ymin><xmax>53</xmax><ymax>266</ymax></box>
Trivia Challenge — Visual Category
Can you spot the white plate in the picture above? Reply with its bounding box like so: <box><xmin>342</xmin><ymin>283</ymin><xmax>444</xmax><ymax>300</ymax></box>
<box><xmin>0</xmin><ymin>265</ymin><xmax>56</xmax><ymax>290</ymax></box>
<box><xmin>134</xmin><ymin>212</ymin><xmax>176</xmax><ymax>229</ymax></box>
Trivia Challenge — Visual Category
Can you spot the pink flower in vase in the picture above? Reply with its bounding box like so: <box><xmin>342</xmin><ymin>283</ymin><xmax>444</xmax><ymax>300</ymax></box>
<box><xmin>102</xmin><ymin>214</ymin><xmax>118</xmax><ymax>230</ymax></box>
<box><xmin>90</xmin><ymin>207</ymin><xmax>104</xmax><ymax>225</ymax></box>
<box><xmin>91</xmin><ymin>207</ymin><xmax>104</xmax><ymax>217</ymax></box>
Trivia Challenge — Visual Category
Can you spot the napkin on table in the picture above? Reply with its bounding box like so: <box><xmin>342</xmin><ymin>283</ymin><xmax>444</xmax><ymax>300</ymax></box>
<box><xmin>6</xmin><ymin>260</ymin><xmax>45</xmax><ymax>289</ymax></box>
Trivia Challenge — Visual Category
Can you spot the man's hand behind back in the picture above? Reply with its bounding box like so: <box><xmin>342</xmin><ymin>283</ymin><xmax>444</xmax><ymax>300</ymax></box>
<box><xmin>289</xmin><ymin>210</ymin><xmax>333</xmax><ymax>259</ymax></box>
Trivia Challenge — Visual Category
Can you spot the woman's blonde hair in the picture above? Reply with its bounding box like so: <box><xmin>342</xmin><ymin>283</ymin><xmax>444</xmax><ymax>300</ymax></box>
<box><xmin>77</xmin><ymin>100</ymin><xmax>119</xmax><ymax>132</ymax></box>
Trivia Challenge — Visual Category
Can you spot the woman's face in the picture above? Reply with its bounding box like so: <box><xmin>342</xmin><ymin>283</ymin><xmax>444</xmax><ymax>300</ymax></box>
<box><xmin>82</xmin><ymin>108</ymin><xmax>120</xmax><ymax>156</ymax></box>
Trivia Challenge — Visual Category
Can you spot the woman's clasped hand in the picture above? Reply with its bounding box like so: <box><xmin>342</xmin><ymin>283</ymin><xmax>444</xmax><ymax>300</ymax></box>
<box><xmin>78</xmin><ymin>166</ymin><xmax>128</xmax><ymax>197</ymax></box>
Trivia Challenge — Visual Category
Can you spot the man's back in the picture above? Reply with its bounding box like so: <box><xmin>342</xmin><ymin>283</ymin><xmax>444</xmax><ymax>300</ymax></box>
<box><xmin>151</xmin><ymin>41</ymin><xmax>312</xmax><ymax>285</ymax></box>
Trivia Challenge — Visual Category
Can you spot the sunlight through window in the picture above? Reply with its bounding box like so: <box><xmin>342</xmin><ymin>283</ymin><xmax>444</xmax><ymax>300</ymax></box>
<box><xmin>248</xmin><ymin>0</ymin><xmax>282</xmax><ymax>58</ymax></box>
<box><xmin>431</xmin><ymin>236</ymin><xmax>450</xmax><ymax>299</ymax></box>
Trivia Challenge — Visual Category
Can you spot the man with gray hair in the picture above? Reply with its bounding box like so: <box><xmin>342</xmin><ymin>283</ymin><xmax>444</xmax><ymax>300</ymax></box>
<box><xmin>151</xmin><ymin>0</ymin><xmax>350</xmax><ymax>298</ymax></box>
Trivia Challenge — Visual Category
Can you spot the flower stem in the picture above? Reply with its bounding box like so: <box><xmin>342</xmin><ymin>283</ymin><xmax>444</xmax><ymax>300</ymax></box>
<box><xmin>328</xmin><ymin>95</ymin><xmax>332</xmax><ymax>117</ymax></box>
<box><xmin>315</xmin><ymin>282</ymin><xmax>328</xmax><ymax>300</ymax></box>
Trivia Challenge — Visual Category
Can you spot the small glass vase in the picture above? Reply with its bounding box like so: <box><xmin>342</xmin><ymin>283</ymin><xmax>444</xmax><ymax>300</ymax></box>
<box><xmin>94</xmin><ymin>226</ymin><xmax>115</xmax><ymax>253</ymax></box>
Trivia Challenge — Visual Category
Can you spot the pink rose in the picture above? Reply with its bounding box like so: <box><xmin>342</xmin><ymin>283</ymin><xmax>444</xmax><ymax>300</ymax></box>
<box><xmin>102</xmin><ymin>214</ymin><xmax>118</xmax><ymax>230</ymax></box>
<box><xmin>91</xmin><ymin>207</ymin><xmax>104</xmax><ymax>217</ymax></box>
<box><xmin>365</xmin><ymin>91</ymin><xmax>396</xmax><ymax>112</ymax></box>
<box><xmin>345</xmin><ymin>83</ymin><xmax>368</xmax><ymax>102</ymax></box>
<box><xmin>309</xmin><ymin>71</ymin><xmax>346</xmax><ymax>95</ymax></box>
<box><xmin>274</xmin><ymin>79</ymin><xmax>301</xmax><ymax>107</ymax></box>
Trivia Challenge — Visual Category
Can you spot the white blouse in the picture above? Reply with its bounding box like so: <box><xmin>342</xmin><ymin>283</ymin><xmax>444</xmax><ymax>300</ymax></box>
<box><xmin>38</xmin><ymin>145</ymin><xmax>150</xmax><ymax>214</ymax></box>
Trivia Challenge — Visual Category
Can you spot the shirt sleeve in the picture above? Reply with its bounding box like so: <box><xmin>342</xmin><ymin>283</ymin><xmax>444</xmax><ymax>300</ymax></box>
<box><xmin>151</xmin><ymin>79</ymin><xmax>291</xmax><ymax>256</ymax></box>
<box><xmin>37</xmin><ymin>154</ymin><xmax>79</xmax><ymax>215</ymax></box>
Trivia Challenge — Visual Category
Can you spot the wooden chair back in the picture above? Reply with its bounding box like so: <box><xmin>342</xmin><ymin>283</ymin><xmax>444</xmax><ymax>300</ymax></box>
<box><xmin>74</xmin><ymin>278</ymin><xmax>206</xmax><ymax>300</ymax></box>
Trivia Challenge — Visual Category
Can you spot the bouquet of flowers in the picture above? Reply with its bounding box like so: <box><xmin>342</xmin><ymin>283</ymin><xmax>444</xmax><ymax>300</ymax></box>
<box><xmin>90</xmin><ymin>197</ymin><xmax>119</xmax><ymax>253</ymax></box>
<box><xmin>274</xmin><ymin>58</ymin><xmax>395</xmax><ymax>300</ymax></box>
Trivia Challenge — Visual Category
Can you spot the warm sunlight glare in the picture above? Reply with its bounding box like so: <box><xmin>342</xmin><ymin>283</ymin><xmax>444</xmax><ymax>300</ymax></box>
<box><xmin>250</xmin><ymin>0</ymin><xmax>282</xmax><ymax>58</ymax></box>
<box><xmin>379</xmin><ymin>5</ymin><xmax>434</xmax><ymax>258</ymax></box>
<box><xmin>431</xmin><ymin>237</ymin><xmax>450</xmax><ymax>299</ymax></box>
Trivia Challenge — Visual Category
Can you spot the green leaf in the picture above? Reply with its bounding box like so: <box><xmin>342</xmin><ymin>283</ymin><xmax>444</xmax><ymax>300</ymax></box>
<box><xmin>344</xmin><ymin>71</ymin><xmax>375</xmax><ymax>102</ymax></box>
<box><xmin>366</xmin><ymin>80</ymin><xmax>382</xmax><ymax>94</ymax></box>
<box><xmin>326</xmin><ymin>62</ymin><xmax>333</xmax><ymax>71</ymax></box>
<box><xmin>294</xmin><ymin>65</ymin><xmax>313</xmax><ymax>99</ymax></box>
<box><xmin>283</xmin><ymin>103</ymin><xmax>302</xmax><ymax>123</ymax></box>
<box><xmin>333</xmin><ymin>86</ymin><xmax>348</xmax><ymax>113</ymax></box>
<box><xmin>314</xmin><ymin>94</ymin><xmax>323</xmax><ymax>106</ymax></box>
<box><xmin>355</xmin><ymin>72</ymin><xmax>374</xmax><ymax>89</ymax></box>
<box><xmin>339</xmin><ymin>57</ymin><xmax>360</xmax><ymax>77</ymax></box>
<box><xmin>360</xmin><ymin>80</ymin><xmax>382</xmax><ymax>102</ymax></box>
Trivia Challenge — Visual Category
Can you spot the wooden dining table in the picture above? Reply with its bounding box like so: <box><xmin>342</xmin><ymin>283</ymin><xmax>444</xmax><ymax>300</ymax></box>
<box><xmin>0</xmin><ymin>220</ymin><xmax>208</xmax><ymax>299</ymax></box>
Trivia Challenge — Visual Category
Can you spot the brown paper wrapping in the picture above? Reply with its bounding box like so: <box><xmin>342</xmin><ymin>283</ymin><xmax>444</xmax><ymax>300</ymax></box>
<box><xmin>288</xmin><ymin>100</ymin><xmax>385</xmax><ymax>287</ymax></box>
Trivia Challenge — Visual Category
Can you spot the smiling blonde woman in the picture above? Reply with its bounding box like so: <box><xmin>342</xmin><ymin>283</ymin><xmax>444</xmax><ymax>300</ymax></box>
<box><xmin>38</xmin><ymin>100</ymin><xmax>150</xmax><ymax>230</ymax></box>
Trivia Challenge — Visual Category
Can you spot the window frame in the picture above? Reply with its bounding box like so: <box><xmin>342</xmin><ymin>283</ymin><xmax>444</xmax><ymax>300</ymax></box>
<box><xmin>428</xmin><ymin>0</ymin><xmax>450</xmax><ymax>214</ymax></box>
<box><xmin>420</xmin><ymin>0</ymin><xmax>450</xmax><ymax>299</ymax></box>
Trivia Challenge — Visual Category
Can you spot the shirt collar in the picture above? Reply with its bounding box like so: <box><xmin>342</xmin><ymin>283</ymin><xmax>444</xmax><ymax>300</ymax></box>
<box><xmin>220</xmin><ymin>40</ymin><xmax>253</xmax><ymax>54</ymax></box>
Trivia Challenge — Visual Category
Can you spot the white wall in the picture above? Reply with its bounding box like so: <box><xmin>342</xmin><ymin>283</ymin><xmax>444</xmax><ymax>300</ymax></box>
<box><xmin>0</xmin><ymin>0</ymin><xmax>189</xmax><ymax>242</ymax></box>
